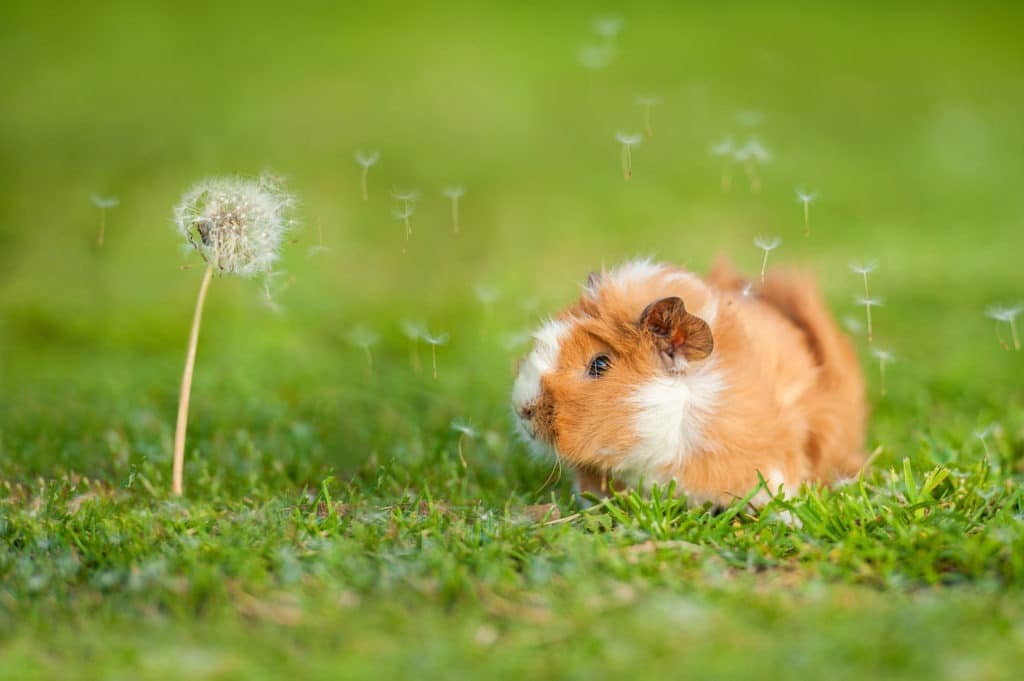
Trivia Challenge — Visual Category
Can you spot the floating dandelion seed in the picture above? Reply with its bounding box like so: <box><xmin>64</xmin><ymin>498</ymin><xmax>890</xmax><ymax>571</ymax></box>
<box><xmin>856</xmin><ymin>296</ymin><xmax>884</xmax><ymax>345</ymax></box>
<box><xmin>90</xmin><ymin>194</ymin><xmax>120</xmax><ymax>246</ymax></box>
<box><xmin>635</xmin><ymin>96</ymin><xmax>660</xmax><ymax>137</ymax></box>
<box><xmin>734</xmin><ymin>138</ymin><xmax>771</xmax><ymax>192</ymax></box>
<box><xmin>973</xmin><ymin>424</ymin><xmax>995</xmax><ymax>457</ymax></box>
<box><xmin>849</xmin><ymin>260</ymin><xmax>879</xmax><ymax>342</ymax></box>
<box><xmin>577</xmin><ymin>44</ymin><xmax>613</xmax><ymax>70</ymax></box>
<box><xmin>709</xmin><ymin>136</ymin><xmax>735</xmax><ymax>192</ymax></box>
<box><xmin>354</xmin><ymin>150</ymin><xmax>380</xmax><ymax>201</ymax></box>
<box><xmin>754</xmin><ymin>235</ymin><xmax>781</xmax><ymax>285</ymax></box>
<box><xmin>592</xmin><ymin>15</ymin><xmax>623</xmax><ymax>41</ymax></box>
<box><xmin>260</xmin><ymin>270</ymin><xmax>292</xmax><ymax>315</ymax></box>
<box><xmin>871</xmin><ymin>347</ymin><xmax>894</xmax><ymax>397</ymax></box>
<box><xmin>986</xmin><ymin>304</ymin><xmax>1022</xmax><ymax>351</ymax></box>
<box><xmin>842</xmin><ymin>315</ymin><xmax>865</xmax><ymax>336</ymax></box>
<box><xmin>616</xmin><ymin>132</ymin><xmax>643</xmax><ymax>180</ymax></box>
<box><xmin>795</xmin><ymin>189</ymin><xmax>818</xmax><ymax>237</ymax></box>
<box><xmin>734</xmin><ymin>110</ymin><xmax>764</xmax><ymax>127</ymax></box>
<box><xmin>423</xmin><ymin>331</ymin><xmax>450</xmax><ymax>380</ymax></box>
<box><xmin>442</xmin><ymin>185</ymin><xmax>465</xmax><ymax>234</ymax></box>
<box><xmin>391</xmin><ymin>189</ymin><xmax>419</xmax><ymax>249</ymax></box>
<box><xmin>475</xmin><ymin>284</ymin><xmax>500</xmax><ymax>311</ymax></box>
<box><xmin>307</xmin><ymin>216</ymin><xmax>329</xmax><ymax>258</ymax></box>
<box><xmin>348</xmin><ymin>326</ymin><xmax>381</xmax><ymax>376</ymax></box>
<box><xmin>450</xmin><ymin>419</ymin><xmax>478</xmax><ymax>469</ymax></box>
<box><xmin>170</xmin><ymin>173</ymin><xmax>295</xmax><ymax>496</ymax></box>
<box><xmin>401</xmin><ymin>320</ymin><xmax>426</xmax><ymax>373</ymax></box>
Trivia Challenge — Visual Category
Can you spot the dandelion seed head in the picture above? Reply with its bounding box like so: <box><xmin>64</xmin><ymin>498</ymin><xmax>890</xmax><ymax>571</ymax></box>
<box><xmin>354</xmin><ymin>150</ymin><xmax>380</xmax><ymax>168</ymax></box>
<box><xmin>856</xmin><ymin>296</ymin><xmax>885</xmax><ymax>308</ymax></box>
<box><xmin>173</xmin><ymin>173</ymin><xmax>295</xmax><ymax>278</ymax></box>
<box><xmin>709</xmin><ymin>136</ymin><xmax>735</xmax><ymax>157</ymax></box>
<box><xmin>795</xmin><ymin>189</ymin><xmax>818</xmax><ymax>204</ymax></box>
<box><xmin>91</xmin><ymin>194</ymin><xmax>120</xmax><ymax>209</ymax></box>
<box><xmin>849</xmin><ymin>259</ymin><xmax>879</xmax><ymax>275</ymax></box>
<box><xmin>842</xmin><ymin>316</ymin><xmax>865</xmax><ymax>335</ymax></box>
<box><xmin>451</xmin><ymin>419</ymin><xmax>478</xmax><ymax>438</ymax></box>
<box><xmin>401</xmin><ymin>320</ymin><xmax>427</xmax><ymax>341</ymax></box>
<box><xmin>424</xmin><ymin>332</ymin><xmax>450</xmax><ymax>346</ymax></box>
<box><xmin>973</xmin><ymin>424</ymin><xmax>995</xmax><ymax>440</ymax></box>
<box><xmin>739</xmin><ymin>137</ymin><xmax>772</xmax><ymax>163</ymax></box>
<box><xmin>392</xmin><ymin>206</ymin><xmax>415</xmax><ymax>220</ymax></box>
<box><xmin>474</xmin><ymin>285</ymin><xmax>500</xmax><ymax>305</ymax></box>
<box><xmin>577</xmin><ymin>44</ymin><xmax>613</xmax><ymax>70</ymax></box>
<box><xmin>442</xmin><ymin>185</ymin><xmax>465</xmax><ymax>199</ymax></box>
<box><xmin>986</xmin><ymin>304</ymin><xmax>1023</xmax><ymax>322</ymax></box>
<box><xmin>871</xmin><ymin>347</ymin><xmax>895</xmax><ymax>364</ymax></box>
<box><xmin>592</xmin><ymin>15</ymin><xmax>623</xmax><ymax>39</ymax></box>
<box><xmin>391</xmin><ymin>190</ymin><xmax>421</xmax><ymax>203</ymax></box>
<box><xmin>348</xmin><ymin>326</ymin><xmax>380</xmax><ymax>349</ymax></box>
<box><xmin>754</xmin><ymin>235</ymin><xmax>782</xmax><ymax>252</ymax></box>
<box><xmin>616</xmin><ymin>132</ymin><xmax>643</xmax><ymax>146</ymax></box>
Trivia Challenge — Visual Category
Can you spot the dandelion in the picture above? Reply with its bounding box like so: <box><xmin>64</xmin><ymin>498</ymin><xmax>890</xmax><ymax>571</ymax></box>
<box><xmin>754</xmin><ymin>235</ymin><xmax>781</xmax><ymax>285</ymax></box>
<box><xmin>616</xmin><ymin>132</ymin><xmax>643</xmax><ymax>180</ymax></box>
<box><xmin>442</xmin><ymin>185</ymin><xmax>465</xmax><ymax>234</ymax></box>
<box><xmin>307</xmin><ymin>216</ymin><xmax>329</xmax><ymax>258</ymax></box>
<box><xmin>973</xmin><ymin>425</ymin><xmax>995</xmax><ymax>457</ymax></box>
<box><xmin>354</xmin><ymin>150</ymin><xmax>380</xmax><ymax>201</ymax></box>
<box><xmin>709</xmin><ymin>136</ymin><xmax>735</xmax><ymax>192</ymax></box>
<box><xmin>170</xmin><ymin>173</ymin><xmax>295</xmax><ymax>495</ymax></box>
<box><xmin>635</xmin><ymin>96</ymin><xmax>660</xmax><ymax>137</ymax></box>
<box><xmin>734</xmin><ymin>137</ymin><xmax>771</xmax><ymax>193</ymax></box>
<box><xmin>401</xmin><ymin>320</ymin><xmax>426</xmax><ymax>373</ymax></box>
<box><xmin>871</xmin><ymin>347</ymin><xmax>894</xmax><ymax>396</ymax></box>
<box><xmin>475</xmin><ymin>284</ymin><xmax>500</xmax><ymax>312</ymax></box>
<box><xmin>348</xmin><ymin>326</ymin><xmax>380</xmax><ymax>376</ymax></box>
<box><xmin>850</xmin><ymin>260</ymin><xmax>879</xmax><ymax>342</ymax></box>
<box><xmin>577</xmin><ymin>44</ymin><xmax>613</xmax><ymax>70</ymax></box>
<box><xmin>795</xmin><ymin>189</ymin><xmax>818</xmax><ymax>237</ymax></box>
<box><xmin>392</xmin><ymin>205</ymin><xmax>415</xmax><ymax>251</ymax></box>
<box><xmin>450</xmin><ymin>419</ymin><xmax>478</xmax><ymax>469</ymax></box>
<box><xmin>423</xmin><ymin>331</ymin><xmax>450</xmax><ymax>380</ymax></box>
<box><xmin>91</xmin><ymin>194</ymin><xmax>120</xmax><ymax>246</ymax></box>
<box><xmin>986</xmin><ymin>304</ymin><xmax>1022</xmax><ymax>351</ymax></box>
<box><xmin>592</xmin><ymin>15</ymin><xmax>623</xmax><ymax>42</ymax></box>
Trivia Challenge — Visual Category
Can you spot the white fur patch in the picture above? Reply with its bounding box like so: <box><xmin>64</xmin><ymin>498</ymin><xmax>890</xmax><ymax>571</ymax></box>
<box><xmin>619</xmin><ymin>362</ymin><xmax>726</xmax><ymax>480</ymax></box>
<box><xmin>512</xmin><ymin>319</ymin><xmax>571</xmax><ymax>411</ymax></box>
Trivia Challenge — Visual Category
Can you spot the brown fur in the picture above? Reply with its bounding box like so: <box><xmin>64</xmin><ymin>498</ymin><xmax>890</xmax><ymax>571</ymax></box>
<box><xmin>517</xmin><ymin>259</ymin><xmax>867</xmax><ymax>505</ymax></box>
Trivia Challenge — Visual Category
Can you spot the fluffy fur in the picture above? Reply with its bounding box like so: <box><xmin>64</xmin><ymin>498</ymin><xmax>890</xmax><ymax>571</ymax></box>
<box><xmin>512</xmin><ymin>258</ymin><xmax>867</xmax><ymax>505</ymax></box>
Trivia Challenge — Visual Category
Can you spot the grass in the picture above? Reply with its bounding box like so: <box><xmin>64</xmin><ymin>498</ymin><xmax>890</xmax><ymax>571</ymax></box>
<box><xmin>2</xmin><ymin>1</ymin><xmax>1024</xmax><ymax>678</ymax></box>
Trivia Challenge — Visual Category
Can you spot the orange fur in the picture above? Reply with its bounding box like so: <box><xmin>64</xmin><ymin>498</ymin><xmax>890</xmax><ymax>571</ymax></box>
<box><xmin>513</xmin><ymin>259</ymin><xmax>867</xmax><ymax>505</ymax></box>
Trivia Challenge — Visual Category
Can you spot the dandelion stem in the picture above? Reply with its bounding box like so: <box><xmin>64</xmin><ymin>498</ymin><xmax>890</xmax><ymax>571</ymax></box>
<box><xmin>451</xmin><ymin>196</ymin><xmax>460</xmax><ymax>234</ymax></box>
<box><xmin>172</xmin><ymin>261</ymin><xmax>215</xmax><ymax>496</ymax></box>
<box><xmin>865</xmin><ymin>303</ymin><xmax>873</xmax><ymax>344</ymax></box>
<box><xmin>1011</xmin><ymin>318</ymin><xmax>1021</xmax><ymax>351</ymax></box>
<box><xmin>643</xmin><ymin>105</ymin><xmax>653</xmax><ymax>138</ymax></box>
<box><xmin>457</xmin><ymin>434</ymin><xmax>467</xmax><ymax>469</ymax></box>
<box><xmin>622</xmin><ymin>145</ymin><xmax>633</xmax><ymax>180</ymax></box>
<box><xmin>760</xmin><ymin>250</ymin><xmax>770</xmax><ymax>285</ymax></box>
<box><xmin>803</xmin><ymin>202</ymin><xmax>810</xmax><ymax>238</ymax></box>
<box><xmin>361</xmin><ymin>166</ymin><xmax>369</xmax><ymax>201</ymax></box>
<box><xmin>878</xmin><ymin>356</ymin><xmax>886</xmax><ymax>396</ymax></box>
<box><xmin>431</xmin><ymin>344</ymin><xmax>438</xmax><ymax>380</ymax></box>
<box><xmin>97</xmin><ymin>208</ymin><xmax>106</xmax><ymax>246</ymax></box>
<box><xmin>744</xmin><ymin>159</ymin><xmax>761</xmax><ymax>193</ymax></box>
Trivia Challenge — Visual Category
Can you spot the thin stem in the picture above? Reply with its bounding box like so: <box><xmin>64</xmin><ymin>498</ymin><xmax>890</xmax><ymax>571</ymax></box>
<box><xmin>744</xmin><ymin>159</ymin><xmax>761</xmax><ymax>193</ymax></box>
<box><xmin>622</xmin><ymin>145</ymin><xmax>632</xmax><ymax>180</ymax></box>
<box><xmin>1011</xmin><ymin>318</ymin><xmax>1021</xmax><ymax>351</ymax></box>
<box><xmin>451</xmin><ymin>197</ymin><xmax>460</xmax><ymax>234</ymax></box>
<box><xmin>865</xmin><ymin>303</ymin><xmax>873</xmax><ymax>344</ymax></box>
<box><xmin>760</xmin><ymin>251</ymin><xmax>769</xmax><ymax>285</ymax></box>
<box><xmin>97</xmin><ymin>208</ymin><xmax>106</xmax><ymax>246</ymax></box>
<box><xmin>172</xmin><ymin>262</ymin><xmax>215</xmax><ymax>496</ymax></box>
<box><xmin>643</xmin><ymin>106</ymin><xmax>653</xmax><ymax>137</ymax></box>
<box><xmin>862</xmin><ymin>272</ymin><xmax>870</xmax><ymax>299</ymax></box>
<box><xmin>457</xmin><ymin>434</ymin><xmax>467</xmax><ymax>469</ymax></box>
<box><xmin>803</xmin><ymin>202</ymin><xmax>810</xmax><ymax>237</ymax></box>
<box><xmin>979</xmin><ymin>435</ymin><xmax>991</xmax><ymax>457</ymax></box>
<box><xmin>361</xmin><ymin>167</ymin><xmax>369</xmax><ymax>201</ymax></box>
<box><xmin>431</xmin><ymin>345</ymin><xmax>438</xmax><ymax>380</ymax></box>
<box><xmin>878</xmin><ymin>359</ymin><xmax>886</xmax><ymax>397</ymax></box>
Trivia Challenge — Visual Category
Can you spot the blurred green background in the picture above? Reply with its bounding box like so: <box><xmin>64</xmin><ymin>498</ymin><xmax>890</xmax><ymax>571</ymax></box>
<box><xmin>2</xmin><ymin>0</ymin><xmax>1023</xmax><ymax>485</ymax></box>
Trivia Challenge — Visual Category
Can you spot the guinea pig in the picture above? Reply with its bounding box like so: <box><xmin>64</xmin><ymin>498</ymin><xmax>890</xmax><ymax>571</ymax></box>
<box><xmin>512</xmin><ymin>258</ymin><xmax>866</xmax><ymax>506</ymax></box>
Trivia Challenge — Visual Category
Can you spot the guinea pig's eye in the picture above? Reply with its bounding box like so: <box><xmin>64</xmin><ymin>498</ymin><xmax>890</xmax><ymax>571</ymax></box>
<box><xmin>587</xmin><ymin>354</ymin><xmax>612</xmax><ymax>378</ymax></box>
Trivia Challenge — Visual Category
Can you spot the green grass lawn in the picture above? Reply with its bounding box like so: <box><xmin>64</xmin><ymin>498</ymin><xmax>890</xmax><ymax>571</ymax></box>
<box><xmin>2</xmin><ymin>1</ymin><xmax>1024</xmax><ymax>678</ymax></box>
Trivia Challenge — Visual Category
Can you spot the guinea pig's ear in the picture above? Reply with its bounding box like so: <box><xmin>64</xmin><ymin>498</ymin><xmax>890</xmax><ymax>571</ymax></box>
<box><xmin>639</xmin><ymin>297</ymin><xmax>714</xmax><ymax>370</ymax></box>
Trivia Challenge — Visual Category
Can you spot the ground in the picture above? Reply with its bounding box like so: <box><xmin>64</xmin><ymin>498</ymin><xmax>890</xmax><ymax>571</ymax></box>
<box><xmin>2</xmin><ymin>1</ymin><xmax>1023</xmax><ymax>679</ymax></box>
